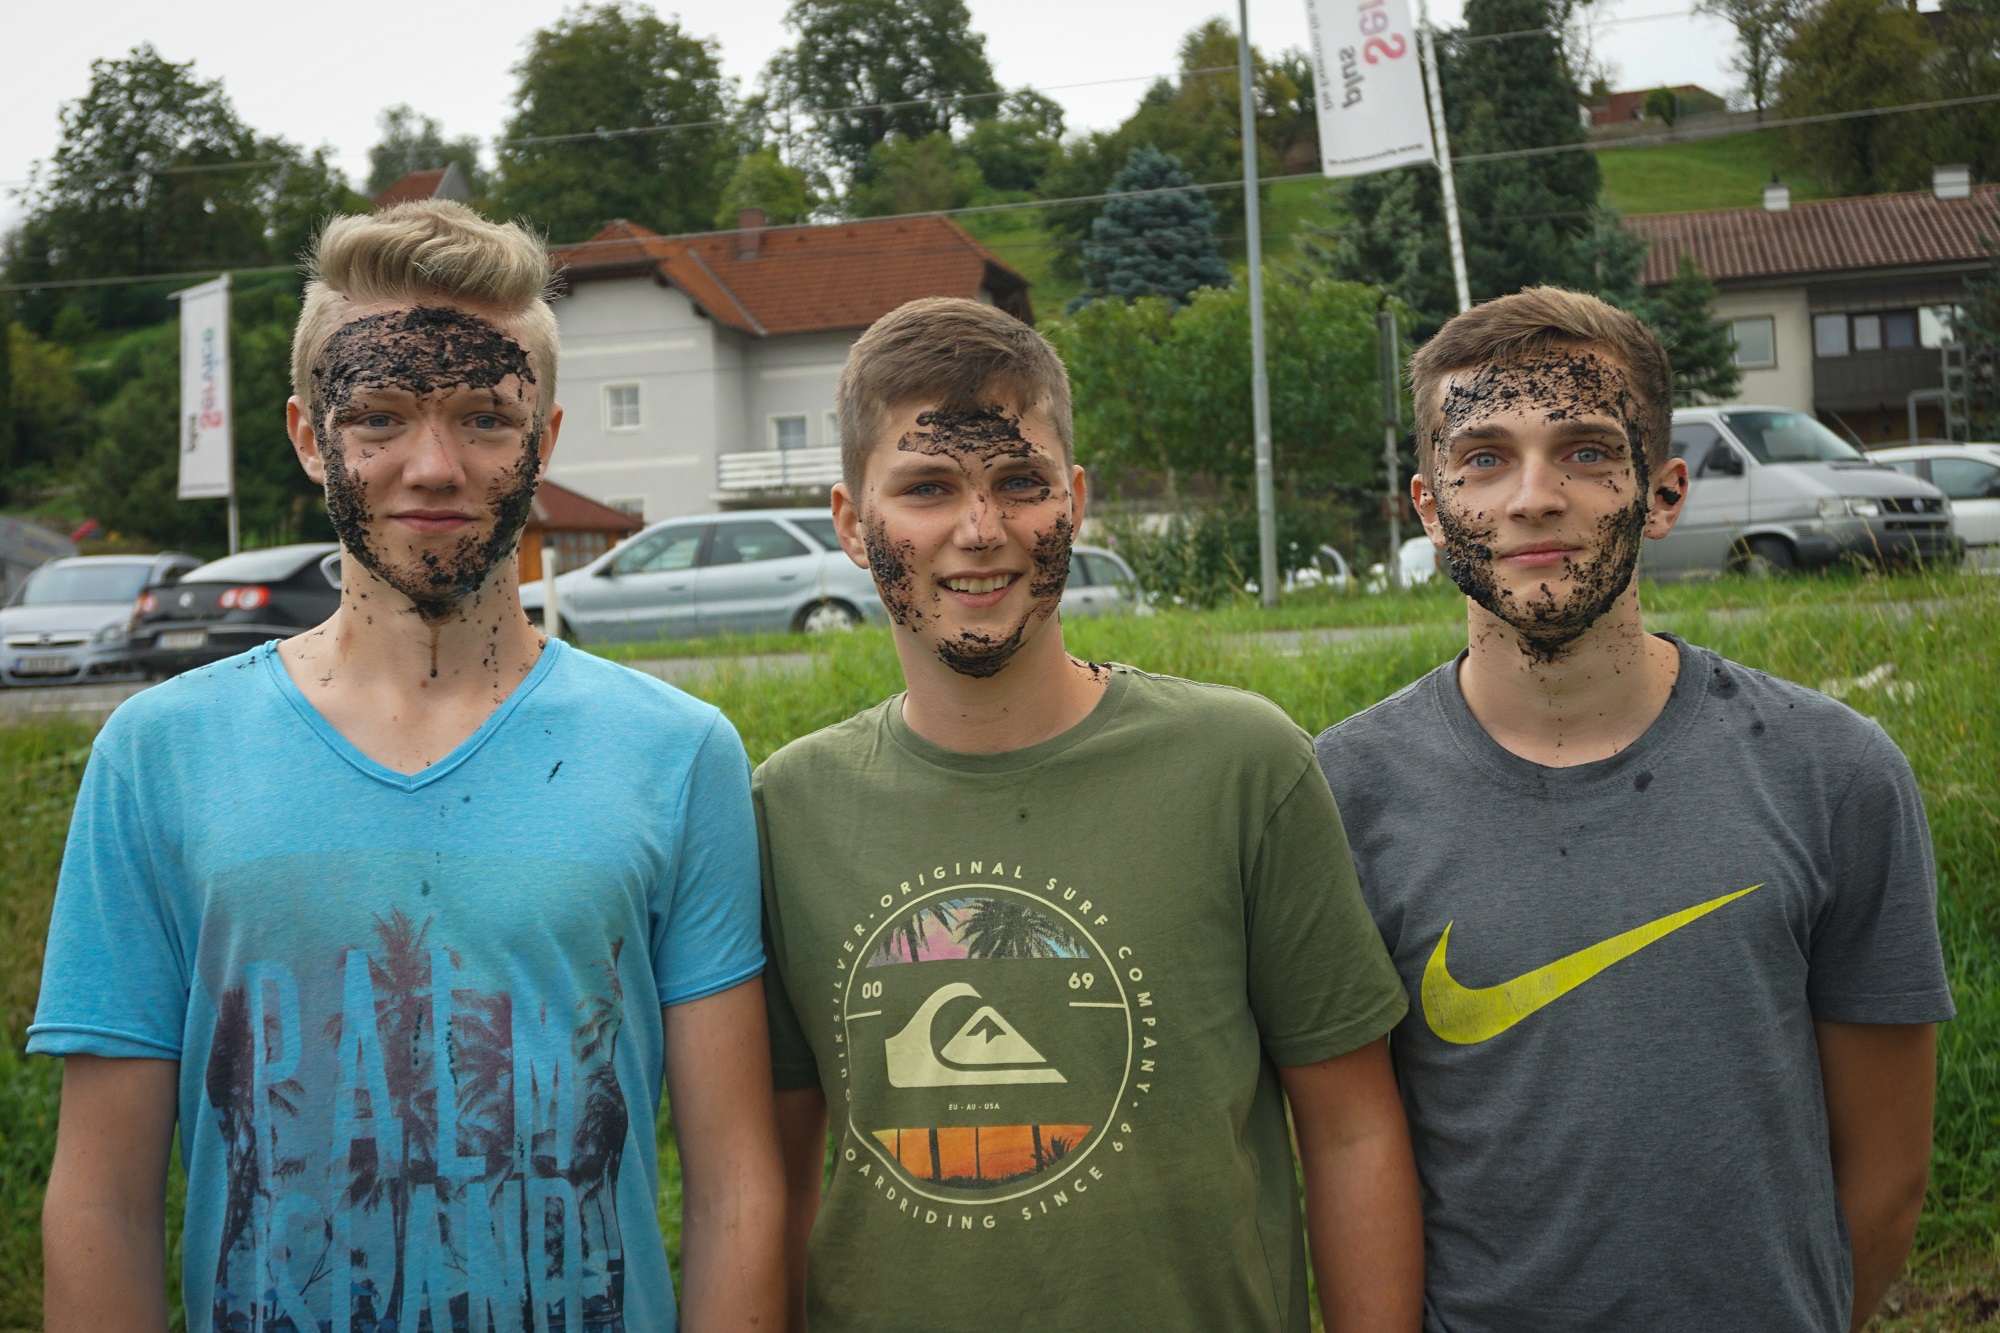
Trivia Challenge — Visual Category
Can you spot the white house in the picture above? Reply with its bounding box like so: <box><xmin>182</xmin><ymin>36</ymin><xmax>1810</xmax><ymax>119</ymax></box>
<box><xmin>543</xmin><ymin>210</ymin><xmax>1033</xmax><ymax>522</ymax></box>
<box><xmin>1630</xmin><ymin>176</ymin><xmax>1999</xmax><ymax>443</ymax></box>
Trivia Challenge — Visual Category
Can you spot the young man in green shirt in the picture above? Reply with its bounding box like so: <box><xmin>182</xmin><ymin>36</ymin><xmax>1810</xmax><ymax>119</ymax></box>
<box><xmin>755</xmin><ymin>296</ymin><xmax>1420</xmax><ymax>1332</ymax></box>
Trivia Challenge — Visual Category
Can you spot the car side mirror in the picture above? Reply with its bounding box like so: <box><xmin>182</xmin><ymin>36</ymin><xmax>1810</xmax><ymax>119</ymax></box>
<box><xmin>597</xmin><ymin>562</ymin><xmax>620</xmax><ymax>578</ymax></box>
<box><xmin>1700</xmin><ymin>449</ymin><xmax>1744</xmax><ymax>478</ymax></box>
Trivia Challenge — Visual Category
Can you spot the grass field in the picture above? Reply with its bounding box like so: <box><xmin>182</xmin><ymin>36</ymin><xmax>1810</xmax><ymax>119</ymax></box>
<box><xmin>2</xmin><ymin>569</ymin><xmax>1995</xmax><ymax>1330</ymax></box>
<box><xmin>1595</xmin><ymin>128</ymin><xmax>1831</xmax><ymax>215</ymax></box>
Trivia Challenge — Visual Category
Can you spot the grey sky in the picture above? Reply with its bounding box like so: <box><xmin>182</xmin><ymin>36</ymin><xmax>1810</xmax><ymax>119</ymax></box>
<box><xmin>0</xmin><ymin>0</ymin><xmax>1741</xmax><ymax>244</ymax></box>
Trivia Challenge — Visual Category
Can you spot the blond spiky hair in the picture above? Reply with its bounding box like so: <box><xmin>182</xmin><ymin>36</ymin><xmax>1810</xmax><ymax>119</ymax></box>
<box><xmin>290</xmin><ymin>199</ymin><xmax>560</xmax><ymax>429</ymax></box>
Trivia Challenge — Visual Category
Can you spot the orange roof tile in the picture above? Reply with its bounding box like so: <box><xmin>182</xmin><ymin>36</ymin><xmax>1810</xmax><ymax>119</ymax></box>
<box><xmin>373</xmin><ymin>168</ymin><xmax>449</xmax><ymax>209</ymax></box>
<box><xmin>1629</xmin><ymin>184</ymin><xmax>2000</xmax><ymax>286</ymax></box>
<box><xmin>530</xmin><ymin>478</ymin><xmax>641</xmax><ymax>533</ymax></box>
<box><xmin>550</xmin><ymin>215</ymin><xmax>1033</xmax><ymax>335</ymax></box>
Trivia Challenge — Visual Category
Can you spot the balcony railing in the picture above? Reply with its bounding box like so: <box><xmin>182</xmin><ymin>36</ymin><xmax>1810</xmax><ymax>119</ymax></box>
<box><xmin>717</xmin><ymin>446</ymin><xmax>842</xmax><ymax>491</ymax></box>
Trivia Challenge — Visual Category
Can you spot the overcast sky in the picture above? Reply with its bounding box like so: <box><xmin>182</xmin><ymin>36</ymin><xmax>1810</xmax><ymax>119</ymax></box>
<box><xmin>0</xmin><ymin>0</ymin><xmax>1744</xmax><ymax>243</ymax></box>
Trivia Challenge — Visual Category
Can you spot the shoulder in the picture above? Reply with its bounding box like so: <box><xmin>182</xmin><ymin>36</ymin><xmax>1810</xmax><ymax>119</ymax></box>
<box><xmin>1314</xmin><ymin>660</ymin><xmax>1451</xmax><ymax>764</ymax></box>
<box><xmin>91</xmin><ymin>647</ymin><xmax>281</xmax><ymax>769</ymax></box>
<box><xmin>1116</xmin><ymin>666</ymin><xmax>1309</xmax><ymax>746</ymax></box>
<box><xmin>756</xmin><ymin>696</ymin><xmax>898</xmax><ymax>794</ymax></box>
<box><xmin>1684</xmin><ymin>642</ymin><xmax>1907</xmax><ymax>782</ymax></box>
<box><xmin>541</xmin><ymin>642</ymin><xmax>724</xmax><ymax>732</ymax></box>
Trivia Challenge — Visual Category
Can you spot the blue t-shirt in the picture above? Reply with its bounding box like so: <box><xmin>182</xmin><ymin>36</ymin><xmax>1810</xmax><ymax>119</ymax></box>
<box><xmin>29</xmin><ymin>638</ymin><xmax>763</xmax><ymax>1333</ymax></box>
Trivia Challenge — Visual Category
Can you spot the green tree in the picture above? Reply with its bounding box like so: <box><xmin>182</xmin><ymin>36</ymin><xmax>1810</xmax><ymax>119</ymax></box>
<box><xmin>1778</xmin><ymin>0</ymin><xmax>1933</xmax><ymax>194</ymax></box>
<box><xmin>1959</xmin><ymin>241</ymin><xmax>2000</xmax><ymax>439</ymax></box>
<box><xmin>0</xmin><ymin>301</ymin><xmax>14</xmax><ymax>490</ymax></box>
<box><xmin>1696</xmin><ymin>0</ymin><xmax>1802</xmax><ymax>118</ymax></box>
<box><xmin>1649</xmin><ymin>251</ymin><xmax>1742</xmax><ymax>404</ymax></box>
<box><xmin>848</xmin><ymin>133</ymin><xmax>984</xmax><ymax>216</ymax></box>
<box><xmin>1928</xmin><ymin>2</ymin><xmax>2000</xmax><ymax>183</ymax></box>
<box><xmin>493</xmin><ymin>4</ymin><xmax>735</xmax><ymax>242</ymax></box>
<box><xmin>1643</xmin><ymin>87</ymin><xmax>1681</xmax><ymax>125</ymax></box>
<box><xmin>1302</xmin><ymin>168</ymin><xmax>1456</xmax><ymax>339</ymax></box>
<box><xmin>961</xmin><ymin>90</ymin><xmax>1065</xmax><ymax>196</ymax></box>
<box><xmin>714</xmin><ymin>147</ymin><xmax>817</xmax><ymax>227</ymax></box>
<box><xmin>4</xmin><ymin>322</ymin><xmax>93</xmax><ymax>500</ymax></box>
<box><xmin>1073</xmin><ymin>147</ymin><xmax>1232</xmax><ymax>311</ymax></box>
<box><xmin>1578</xmin><ymin>205</ymin><xmax>1652</xmax><ymax>312</ymax></box>
<box><xmin>366</xmin><ymin>104</ymin><xmax>489</xmax><ymax>199</ymax></box>
<box><xmin>764</xmin><ymin>0</ymin><xmax>1000</xmax><ymax>185</ymax></box>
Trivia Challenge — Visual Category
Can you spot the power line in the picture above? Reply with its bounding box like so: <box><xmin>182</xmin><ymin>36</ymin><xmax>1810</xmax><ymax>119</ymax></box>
<box><xmin>1452</xmin><ymin>7</ymin><xmax>1700</xmax><ymax>45</ymax></box>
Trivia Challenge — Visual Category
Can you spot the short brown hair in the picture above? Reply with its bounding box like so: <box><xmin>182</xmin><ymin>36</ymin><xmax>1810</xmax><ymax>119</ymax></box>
<box><xmin>836</xmin><ymin>297</ymin><xmax>1073</xmax><ymax>490</ymax></box>
<box><xmin>292</xmin><ymin>200</ymin><xmax>559</xmax><ymax>431</ymax></box>
<box><xmin>1408</xmin><ymin>286</ymin><xmax>1672</xmax><ymax>479</ymax></box>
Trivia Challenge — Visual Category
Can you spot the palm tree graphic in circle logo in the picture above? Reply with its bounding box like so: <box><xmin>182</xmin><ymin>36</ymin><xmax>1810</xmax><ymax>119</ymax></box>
<box><xmin>843</xmin><ymin>884</ymin><xmax>1134</xmax><ymax>1202</ymax></box>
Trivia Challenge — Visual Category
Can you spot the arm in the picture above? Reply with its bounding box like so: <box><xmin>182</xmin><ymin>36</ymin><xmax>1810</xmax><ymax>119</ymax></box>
<box><xmin>774</xmin><ymin>1085</ymin><xmax>829</xmax><ymax>1333</ymax></box>
<box><xmin>1817</xmin><ymin>1021</ymin><xmax>1936</xmax><ymax>1332</ymax></box>
<box><xmin>665</xmin><ymin>980</ymin><xmax>787</xmax><ymax>1331</ymax></box>
<box><xmin>43</xmin><ymin>1054</ymin><xmax>178</xmax><ymax>1332</ymax></box>
<box><xmin>1279</xmin><ymin>1038</ymin><xmax>1424</xmax><ymax>1333</ymax></box>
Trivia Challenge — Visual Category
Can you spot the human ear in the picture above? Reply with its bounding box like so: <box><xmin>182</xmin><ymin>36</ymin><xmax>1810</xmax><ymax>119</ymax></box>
<box><xmin>537</xmin><ymin>404</ymin><xmax>563</xmax><ymax>470</ymax></box>
<box><xmin>830</xmin><ymin>482</ymin><xmax>870</xmax><ymax>570</ymax></box>
<box><xmin>1068</xmin><ymin>463</ymin><xmax>1087</xmax><ymax>530</ymax></box>
<box><xmin>1412</xmin><ymin>470</ymin><xmax>1446</xmax><ymax>547</ymax></box>
<box><xmin>1644</xmin><ymin>456</ymin><xmax>1690</xmax><ymax>540</ymax></box>
<box><xmin>286</xmin><ymin>398</ymin><xmax>327</xmax><ymax>485</ymax></box>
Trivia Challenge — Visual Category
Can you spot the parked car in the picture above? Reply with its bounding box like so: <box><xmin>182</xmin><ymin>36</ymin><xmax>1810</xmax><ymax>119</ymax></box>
<box><xmin>130</xmin><ymin>543</ymin><xmax>343</xmax><ymax>677</ymax></box>
<box><xmin>1650</xmin><ymin>407</ymin><xmax>1961</xmax><ymax>577</ymax></box>
<box><xmin>1366</xmin><ymin>536</ymin><xmax>1442</xmax><ymax>593</ymax></box>
<box><xmin>1288</xmin><ymin>545</ymin><xmax>1356</xmax><ymax>593</ymax></box>
<box><xmin>1865</xmin><ymin>441</ymin><xmax>2000</xmax><ymax>569</ymax></box>
<box><xmin>1</xmin><ymin>552</ymin><xmax>202</xmax><ymax>687</ymax></box>
<box><xmin>1063</xmin><ymin>545</ymin><xmax>1143</xmax><ymax>617</ymax></box>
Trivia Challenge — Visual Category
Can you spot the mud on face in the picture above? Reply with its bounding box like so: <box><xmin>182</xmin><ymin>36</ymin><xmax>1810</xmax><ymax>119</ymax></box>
<box><xmin>1430</xmin><ymin>347</ymin><xmax>1652</xmax><ymax>663</ymax></box>
<box><xmin>313</xmin><ymin>306</ymin><xmax>542</xmax><ymax>622</ymax></box>
<box><xmin>896</xmin><ymin>405</ymin><xmax>1042</xmax><ymax>467</ymax></box>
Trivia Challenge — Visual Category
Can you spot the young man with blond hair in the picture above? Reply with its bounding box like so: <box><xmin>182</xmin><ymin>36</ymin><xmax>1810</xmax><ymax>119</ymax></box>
<box><xmin>1316</xmin><ymin>286</ymin><xmax>1951</xmax><ymax>1332</ymax></box>
<box><xmin>756</xmin><ymin>295</ymin><xmax>1421</xmax><ymax>1332</ymax></box>
<box><xmin>33</xmin><ymin>200</ymin><xmax>784</xmax><ymax>1332</ymax></box>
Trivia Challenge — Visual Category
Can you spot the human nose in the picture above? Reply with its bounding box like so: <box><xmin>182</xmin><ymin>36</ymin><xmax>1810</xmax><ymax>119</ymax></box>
<box><xmin>1505</xmin><ymin>452</ymin><xmax>1570</xmax><ymax>522</ymax></box>
<box><xmin>402</xmin><ymin>413</ymin><xmax>466</xmax><ymax>492</ymax></box>
<box><xmin>953</xmin><ymin>489</ymin><xmax>1003</xmax><ymax>551</ymax></box>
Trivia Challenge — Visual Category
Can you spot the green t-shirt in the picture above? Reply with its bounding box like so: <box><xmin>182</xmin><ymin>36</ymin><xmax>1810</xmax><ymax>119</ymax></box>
<box><xmin>755</xmin><ymin>666</ymin><xmax>1408</xmax><ymax>1333</ymax></box>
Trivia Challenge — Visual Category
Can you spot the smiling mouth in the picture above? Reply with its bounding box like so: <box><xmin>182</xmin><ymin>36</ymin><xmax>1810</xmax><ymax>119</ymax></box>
<box><xmin>941</xmin><ymin>574</ymin><xmax>1018</xmax><ymax>595</ymax></box>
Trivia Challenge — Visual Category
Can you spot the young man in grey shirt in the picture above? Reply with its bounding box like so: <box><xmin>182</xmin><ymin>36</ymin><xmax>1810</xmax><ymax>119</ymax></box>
<box><xmin>1316</xmin><ymin>287</ymin><xmax>1953</xmax><ymax>1333</ymax></box>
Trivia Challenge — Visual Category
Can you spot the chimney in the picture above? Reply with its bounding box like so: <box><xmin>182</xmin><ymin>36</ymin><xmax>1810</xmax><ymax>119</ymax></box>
<box><xmin>1934</xmin><ymin>164</ymin><xmax>1971</xmax><ymax>200</ymax></box>
<box><xmin>736</xmin><ymin>207</ymin><xmax>768</xmax><ymax>259</ymax></box>
<box><xmin>1762</xmin><ymin>177</ymin><xmax>1790</xmax><ymax>212</ymax></box>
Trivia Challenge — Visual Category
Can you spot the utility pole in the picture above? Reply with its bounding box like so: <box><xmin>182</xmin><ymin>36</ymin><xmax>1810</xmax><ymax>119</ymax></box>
<box><xmin>1417</xmin><ymin>0</ymin><xmax>1472</xmax><ymax>314</ymax></box>
<box><xmin>1377</xmin><ymin>308</ymin><xmax>1404</xmax><ymax>587</ymax></box>
<box><xmin>1238</xmin><ymin>0</ymin><xmax>1279</xmax><ymax>607</ymax></box>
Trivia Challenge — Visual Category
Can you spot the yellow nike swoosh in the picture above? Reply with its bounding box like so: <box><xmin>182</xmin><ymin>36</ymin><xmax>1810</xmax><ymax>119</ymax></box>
<box><xmin>1421</xmin><ymin>885</ymin><xmax>1763</xmax><ymax>1045</ymax></box>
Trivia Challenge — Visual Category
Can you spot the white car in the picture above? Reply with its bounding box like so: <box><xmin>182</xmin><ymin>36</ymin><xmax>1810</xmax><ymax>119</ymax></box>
<box><xmin>1366</xmin><ymin>536</ymin><xmax>1442</xmax><ymax>593</ymax></box>
<box><xmin>1866</xmin><ymin>442</ymin><xmax>2000</xmax><ymax>569</ymax></box>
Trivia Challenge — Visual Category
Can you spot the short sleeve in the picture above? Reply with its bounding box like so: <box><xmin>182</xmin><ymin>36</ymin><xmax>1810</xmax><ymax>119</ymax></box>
<box><xmin>753</xmin><ymin>771</ymin><xmax>820</xmax><ymax>1090</ymax></box>
<box><xmin>1808</xmin><ymin>725</ymin><xmax>1955</xmax><ymax>1024</ymax></box>
<box><xmin>1246</xmin><ymin>757</ymin><xmax>1408</xmax><ymax>1066</ymax></box>
<box><xmin>652</xmin><ymin>713</ymin><xmax>765</xmax><ymax>1007</ymax></box>
<box><xmin>28</xmin><ymin>742</ymin><xmax>189</xmax><ymax>1059</ymax></box>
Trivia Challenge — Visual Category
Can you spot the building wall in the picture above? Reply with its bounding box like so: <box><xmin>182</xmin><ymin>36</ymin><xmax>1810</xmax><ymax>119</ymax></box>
<box><xmin>546</xmin><ymin>277</ymin><xmax>724</xmax><ymax>523</ymax></box>
<box><xmin>1710</xmin><ymin>284</ymin><xmax>1813</xmax><ymax>413</ymax></box>
<box><xmin>743</xmin><ymin>331</ymin><xmax>857</xmax><ymax>455</ymax></box>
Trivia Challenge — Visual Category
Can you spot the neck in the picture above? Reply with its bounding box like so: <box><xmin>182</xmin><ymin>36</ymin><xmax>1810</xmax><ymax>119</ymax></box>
<box><xmin>1457</xmin><ymin>585</ymin><xmax>1680</xmax><ymax>767</ymax></box>
<box><xmin>311</xmin><ymin>556</ymin><xmax>545</xmax><ymax>694</ymax></box>
<box><xmin>895</xmin><ymin>618</ymin><xmax>1109</xmax><ymax>754</ymax></box>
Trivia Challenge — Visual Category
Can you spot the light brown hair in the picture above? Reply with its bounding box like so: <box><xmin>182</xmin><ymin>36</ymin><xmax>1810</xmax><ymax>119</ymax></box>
<box><xmin>836</xmin><ymin>297</ymin><xmax>1073</xmax><ymax>490</ymax></box>
<box><xmin>1408</xmin><ymin>286</ymin><xmax>1672</xmax><ymax>479</ymax></box>
<box><xmin>291</xmin><ymin>199</ymin><xmax>559</xmax><ymax>430</ymax></box>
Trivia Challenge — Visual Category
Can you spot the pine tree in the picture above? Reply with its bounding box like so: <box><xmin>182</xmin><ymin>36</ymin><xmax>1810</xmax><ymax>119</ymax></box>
<box><xmin>1650</xmin><ymin>251</ymin><xmax>1741</xmax><ymax>404</ymax></box>
<box><xmin>1071</xmin><ymin>146</ymin><xmax>1233</xmax><ymax>311</ymax></box>
<box><xmin>1578</xmin><ymin>205</ymin><xmax>1651</xmax><ymax>313</ymax></box>
<box><xmin>1302</xmin><ymin>168</ymin><xmax>1456</xmax><ymax>339</ymax></box>
<box><xmin>1959</xmin><ymin>242</ymin><xmax>2000</xmax><ymax>439</ymax></box>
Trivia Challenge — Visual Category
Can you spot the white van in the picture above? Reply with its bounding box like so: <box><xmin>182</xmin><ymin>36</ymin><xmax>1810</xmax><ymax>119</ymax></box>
<box><xmin>1649</xmin><ymin>408</ymin><xmax>1961</xmax><ymax>577</ymax></box>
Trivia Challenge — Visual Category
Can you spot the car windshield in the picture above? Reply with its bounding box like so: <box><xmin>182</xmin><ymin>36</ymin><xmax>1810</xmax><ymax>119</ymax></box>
<box><xmin>18</xmin><ymin>563</ymin><xmax>153</xmax><ymax>605</ymax></box>
<box><xmin>185</xmin><ymin>545</ymin><xmax>331</xmax><ymax>583</ymax></box>
<box><xmin>792</xmin><ymin>516</ymin><xmax>840</xmax><ymax>550</ymax></box>
<box><xmin>1723</xmin><ymin>411</ymin><xmax>1866</xmax><ymax>464</ymax></box>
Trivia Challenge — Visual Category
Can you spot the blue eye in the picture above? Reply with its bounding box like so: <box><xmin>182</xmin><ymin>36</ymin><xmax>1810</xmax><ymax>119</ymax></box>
<box><xmin>472</xmin><ymin>415</ymin><xmax>503</xmax><ymax>430</ymax></box>
<box><xmin>908</xmin><ymin>482</ymin><xmax>946</xmax><ymax>497</ymax></box>
<box><xmin>1468</xmin><ymin>452</ymin><xmax>1501</xmax><ymax>469</ymax></box>
<box><xmin>1573</xmin><ymin>446</ymin><xmax>1606</xmax><ymax>464</ymax></box>
<box><xmin>363</xmin><ymin>414</ymin><xmax>394</xmax><ymax>429</ymax></box>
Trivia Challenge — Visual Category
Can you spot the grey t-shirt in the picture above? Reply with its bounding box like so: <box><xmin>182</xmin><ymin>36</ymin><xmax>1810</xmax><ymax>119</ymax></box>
<box><xmin>1315</xmin><ymin>635</ymin><xmax>1954</xmax><ymax>1333</ymax></box>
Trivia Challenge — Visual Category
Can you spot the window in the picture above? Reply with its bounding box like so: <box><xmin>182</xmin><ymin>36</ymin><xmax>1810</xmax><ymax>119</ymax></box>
<box><xmin>1851</xmin><ymin>314</ymin><xmax>1882</xmax><ymax>352</ymax></box>
<box><xmin>1670</xmin><ymin>422</ymin><xmax>1722</xmax><ymax>473</ymax></box>
<box><xmin>772</xmin><ymin>414</ymin><xmax>808</xmax><ymax>450</ymax></box>
<box><xmin>792</xmin><ymin>516</ymin><xmax>841</xmax><ymax>551</ymax></box>
<box><xmin>1929</xmin><ymin>457</ymin><xmax>2000</xmax><ymax>501</ymax></box>
<box><xmin>1729</xmin><ymin>316</ymin><xmax>1776</xmax><ymax>369</ymax></box>
<box><xmin>611</xmin><ymin>526</ymin><xmax>705</xmax><ymax>574</ymax></box>
<box><xmin>1813</xmin><ymin>314</ymin><xmax>1849</xmax><ymax>358</ymax></box>
<box><xmin>705</xmin><ymin>520</ymin><xmax>809</xmax><ymax>566</ymax></box>
<box><xmin>1921</xmin><ymin>306</ymin><xmax>1960</xmax><ymax>349</ymax></box>
<box><xmin>1081</xmin><ymin>552</ymin><xmax>1134</xmax><ymax>589</ymax></box>
<box><xmin>1883</xmin><ymin>310</ymin><xmax>1917</xmax><ymax>350</ymax></box>
<box><xmin>825</xmin><ymin>410</ymin><xmax>841</xmax><ymax>447</ymax></box>
<box><xmin>606</xmin><ymin>497</ymin><xmax>646</xmax><ymax>521</ymax></box>
<box><xmin>1721</xmin><ymin>411</ymin><xmax>1864</xmax><ymax>463</ymax></box>
<box><xmin>604</xmin><ymin>383</ymin><xmax>642</xmax><ymax>431</ymax></box>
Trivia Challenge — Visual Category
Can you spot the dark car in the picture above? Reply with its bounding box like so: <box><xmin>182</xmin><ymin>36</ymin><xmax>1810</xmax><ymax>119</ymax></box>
<box><xmin>131</xmin><ymin>543</ymin><xmax>342</xmax><ymax>676</ymax></box>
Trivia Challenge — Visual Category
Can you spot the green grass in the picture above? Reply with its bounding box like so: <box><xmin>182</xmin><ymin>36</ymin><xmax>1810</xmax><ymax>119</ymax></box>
<box><xmin>1596</xmin><ymin>128</ymin><xmax>1832</xmax><ymax>215</ymax></box>
<box><xmin>4</xmin><ymin>570</ymin><xmax>1996</xmax><ymax>1329</ymax></box>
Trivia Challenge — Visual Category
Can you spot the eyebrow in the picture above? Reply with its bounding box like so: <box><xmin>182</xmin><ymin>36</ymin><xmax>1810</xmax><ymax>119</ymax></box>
<box><xmin>1446</xmin><ymin>416</ymin><xmax>1630</xmax><ymax>451</ymax></box>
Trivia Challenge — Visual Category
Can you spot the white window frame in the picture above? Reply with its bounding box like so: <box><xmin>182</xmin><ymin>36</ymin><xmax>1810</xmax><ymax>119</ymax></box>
<box><xmin>603</xmin><ymin>382</ymin><xmax>642</xmax><ymax>433</ymax></box>
<box><xmin>770</xmin><ymin>412</ymin><xmax>809</xmax><ymax>451</ymax></box>
<box><xmin>1729</xmin><ymin>315</ymin><xmax>1777</xmax><ymax>370</ymax></box>
<box><xmin>1813</xmin><ymin>314</ymin><xmax>1849</xmax><ymax>359</ymax></box>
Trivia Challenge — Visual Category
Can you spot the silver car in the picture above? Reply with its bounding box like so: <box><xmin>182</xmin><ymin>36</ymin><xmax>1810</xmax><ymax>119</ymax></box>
<box><xmin>1866</xmin><ymin>442</ymin><xmax>2000</xmax><ymax>570</ymax></box>
<box><xmin>1650</xmin><ymin>408</ymin><xmax>1960</xmax><ymax>577</ymax></box>
<box><xmin>1</xmin><ymin>552</ymin><xmax>203</xmax><ymax>686</ymax></box>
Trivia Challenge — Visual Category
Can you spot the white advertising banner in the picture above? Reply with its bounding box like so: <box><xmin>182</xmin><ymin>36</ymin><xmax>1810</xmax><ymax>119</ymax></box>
<box><xmin>1304</xmin><ymin>0</ymin><xmax>1437</xmax><ymax>178</ymax></box>
<box><xmin>176</xmin><ymin>275</ymin><xmax>233</xmax><ymax>500</ymax></box>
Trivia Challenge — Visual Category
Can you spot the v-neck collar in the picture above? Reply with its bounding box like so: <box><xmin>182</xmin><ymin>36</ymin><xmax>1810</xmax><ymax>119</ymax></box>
<box><xmin>257</xmin><ymin>637</ymin><xmax>566</xmax><ymax>792</ymax></box>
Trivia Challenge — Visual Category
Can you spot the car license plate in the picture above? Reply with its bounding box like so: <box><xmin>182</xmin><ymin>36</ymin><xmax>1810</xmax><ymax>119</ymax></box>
<box><xmin>158</xmin><ymin>629</ymin><xmax>207</xmax><ymax>651</ymax></box>
<box><xmin>14</xmin><ymin>654</ymin><xmax>73</xmax><ymax>676</ymax></box>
